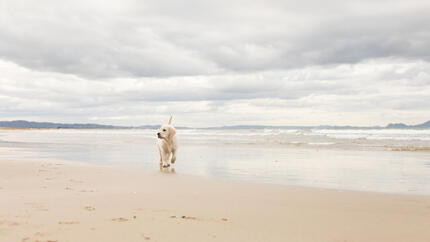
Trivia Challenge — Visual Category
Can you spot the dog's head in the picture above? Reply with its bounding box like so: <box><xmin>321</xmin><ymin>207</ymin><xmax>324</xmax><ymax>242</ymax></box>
<box><xmin>157</xmin><ymin>116</ymin><xmax>176</xmax><ymax>140</ymax></box>
<box><xmin>157</xmin><ymin>125</ymin><xmax>176</xmax><ymax>140</ymax></box>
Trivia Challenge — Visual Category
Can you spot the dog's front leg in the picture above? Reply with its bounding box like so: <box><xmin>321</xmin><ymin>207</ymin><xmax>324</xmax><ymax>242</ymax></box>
<box><xmin>157</xmin><ymin>146</ymin><xmax>162</xmax><ymax>165</ymax></box>
<box><xmin>161</xmin><ymin>151</ymin><xmax>170</xmax><ymax>168</ymax></box>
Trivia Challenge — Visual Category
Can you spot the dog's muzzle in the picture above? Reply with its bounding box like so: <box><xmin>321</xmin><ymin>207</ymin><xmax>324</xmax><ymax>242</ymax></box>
<box><xmin>157</xmin><ymin>132</ymin><xmax>161</xmax><ymax>138</ymax></box>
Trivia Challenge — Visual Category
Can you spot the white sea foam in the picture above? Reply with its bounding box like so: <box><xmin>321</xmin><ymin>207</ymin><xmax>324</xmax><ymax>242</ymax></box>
<box><xmin>309</xmin><ymin>129</ymin><xmax>430</xmax><ymax>141</ymax></box>
<box><xmin>1</xmin><ymin>128</ymin><xmax>430</xmax><ymax>151</ymax></box>
<box><xmin>2</xmin><ymin>128</ymin><xmax>430</xmax><ymax>195</ymax></box>
<box><xmin>308</xmin><ymin>142</ymin><xmax>336</xmax><ymax>146</ymax></box>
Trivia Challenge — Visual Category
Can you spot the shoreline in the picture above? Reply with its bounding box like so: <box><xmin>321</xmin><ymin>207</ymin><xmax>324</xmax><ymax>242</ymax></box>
<box><xmin>5</xmin><ymin>154</ymin><xmax>430</xmax><ymax>197</ymax></box>
<box><xmin>3</xmin><ymin>146</ymin><xmax>430</xmax><ymax>196</ymax></box>
<box><xmin>1</xmin><ymin>158</ymin><xmax>430</xmax><ymax>242</ymax></box>
<box><xmin>1</xmin><ymin>128</ymin><xmax>430</xmax><ymax>197</ymax></box>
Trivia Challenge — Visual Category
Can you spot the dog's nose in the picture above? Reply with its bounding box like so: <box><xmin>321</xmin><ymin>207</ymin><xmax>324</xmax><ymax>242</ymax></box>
<box><xmin>157</xmin><ymin>132</ymin><xmax>160</xmax><ymax>135</ymax></box>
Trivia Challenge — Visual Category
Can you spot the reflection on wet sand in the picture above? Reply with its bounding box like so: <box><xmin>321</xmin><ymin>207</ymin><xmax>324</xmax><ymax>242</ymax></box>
<box><xmin>160</xmin><ymin>165</ymin><xmax>175</xmax><ymax>174</ymax></box>
<box><xmin>1</xmin><ymin>128</ymin><xmax>430</xmax><ymax>195</ymax></box>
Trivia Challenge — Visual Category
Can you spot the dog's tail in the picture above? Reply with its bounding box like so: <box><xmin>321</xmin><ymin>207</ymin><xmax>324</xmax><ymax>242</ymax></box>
<box><xmin>168</xmin><ymin>115</ymin><xmax>173</xmax><ymax>125</ymax></box>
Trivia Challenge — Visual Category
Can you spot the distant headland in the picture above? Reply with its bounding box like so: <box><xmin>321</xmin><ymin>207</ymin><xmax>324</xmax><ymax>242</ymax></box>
<box><xmin>1</xmin><ymin>120</ymin><xmax>429</xmax><ymax>129</ymax></box>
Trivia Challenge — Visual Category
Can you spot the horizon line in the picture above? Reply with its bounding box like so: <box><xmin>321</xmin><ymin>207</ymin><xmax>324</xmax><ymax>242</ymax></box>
<box><xmin>1</xmin><ymin>119</ymin><xmax>429</xmax><ymax>129</ymax></box>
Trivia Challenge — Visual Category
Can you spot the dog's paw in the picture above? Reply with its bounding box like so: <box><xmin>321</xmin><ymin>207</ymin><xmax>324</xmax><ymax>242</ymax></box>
<box><xmin>162</xmin><ymin>163</ymin><xmax>170</xmax><ymax>168</ymax></box>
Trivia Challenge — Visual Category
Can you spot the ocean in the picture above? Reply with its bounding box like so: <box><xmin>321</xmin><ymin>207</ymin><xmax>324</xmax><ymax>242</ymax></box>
<box><xmin>1</xmin><ymin>128</ymin><xmax>430</xmax><ymax>195</ymax></box>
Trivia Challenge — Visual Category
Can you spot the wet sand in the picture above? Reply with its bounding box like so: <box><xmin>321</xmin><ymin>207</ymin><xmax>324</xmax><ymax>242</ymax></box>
<box><xmin>1</xmin><ymin>158</ymin><xmax>430</xmax><ymax>242</ymax></box>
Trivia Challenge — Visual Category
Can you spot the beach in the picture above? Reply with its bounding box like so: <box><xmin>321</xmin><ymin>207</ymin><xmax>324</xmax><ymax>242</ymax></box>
<box><xmin>1</xmin><ymin>128</ymin><xmax>430</xmax><ymax>195</ymax></box>
<box><xmin>2</xmin><ymin>0</ymin><xmax>430</xmax><ymax>240</ymax></box>
<box><xmin>1</xmin><ymin>157</ymin><xmax>430</xmax><ymax>242</ymax></box>
<box><xmin>1</xmin><ymin>128</ymin><xmax>430</xmax><ymax>242</ymax></box>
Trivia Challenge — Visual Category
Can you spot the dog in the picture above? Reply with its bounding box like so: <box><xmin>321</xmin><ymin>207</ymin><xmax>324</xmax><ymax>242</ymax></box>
<box><xmin>157</xmin><ymin>115</ymin><xmax>177</xmax><ymax>168</ymax></box>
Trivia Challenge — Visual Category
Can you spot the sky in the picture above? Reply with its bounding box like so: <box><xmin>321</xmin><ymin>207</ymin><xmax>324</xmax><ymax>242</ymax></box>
<box><xmin>1</xmin><ymin>0</ymin><xmax>430</xmax><ymax>127</ymax></box>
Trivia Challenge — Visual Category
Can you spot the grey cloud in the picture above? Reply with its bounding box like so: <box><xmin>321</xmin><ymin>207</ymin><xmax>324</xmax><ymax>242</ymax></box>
<box><xmin>1</xmin><ymin>1</ymin><xmax>430</xmax><ymax>126</ymax></box>
<box><xmin>2</xmin><ymin>58</ymin><xmax>429</xmax><ymax>108</ymax></box>
<box><xmin>1</xmin><ymin>0</ymin><xmax>430</xmax><ymax>78</ymax></box>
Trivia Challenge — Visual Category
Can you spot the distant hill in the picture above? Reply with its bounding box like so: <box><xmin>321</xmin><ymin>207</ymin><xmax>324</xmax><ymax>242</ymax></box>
<box><xmin>386</xmin><ymin>120</ymin><xmax>430</xmax><ymax>129</ymax></box>
<box><xmin>386</xmin><ymin>123</ymin><xmax>409</xmax><ymax>128</ymax></box>
<box><xmin>0</xmin><ymin>120</ymin><xmax>190</xmax><ymax>129</ymax></box>
<box><xmin>415</xmin><ymin>120</ymin><xmax>430</xmax><ymax>128</ymax></box>
<box><xmin>1</xmin><ymin>120</ymin><xmax>429</xmax><ymax>129</ymax></box>
<box><xmin>194</xmin><ymin>121</ymin><xmax>429</xmax><ymax>129</ymax></box>
<box><xmin>0</xmin><ymin>120</ymin><xmax>127</xmax><ymax>129</ymax></box>
<box><xmin>207</xmin><ymin>125</ymin><xmax>380</xmax><ymax>130</ymax></box>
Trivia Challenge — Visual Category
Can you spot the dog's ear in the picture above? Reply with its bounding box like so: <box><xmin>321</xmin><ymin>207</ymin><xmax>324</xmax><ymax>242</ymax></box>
<box><xmin>168</xmin><ymin>115</ymin><xmax>173</xmax><ymax>125</ymax></box>
<box><xmin>168</xmin><ymin>126</ymin><xmax>176</xmax><ymax>139</ymax></box>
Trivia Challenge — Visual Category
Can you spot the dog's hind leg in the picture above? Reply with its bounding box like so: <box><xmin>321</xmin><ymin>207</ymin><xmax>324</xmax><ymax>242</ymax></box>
<box><xmin>171</xmin><ymin>149</ymin><xmax>176</xmax><ymax>164</ymax></box>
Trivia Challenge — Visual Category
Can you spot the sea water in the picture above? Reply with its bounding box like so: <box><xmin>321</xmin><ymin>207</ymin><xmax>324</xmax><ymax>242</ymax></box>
<box><xmin>1</xmin><ymin>128</ymin><xmax>430</xmax><ymax>195</ymax></box>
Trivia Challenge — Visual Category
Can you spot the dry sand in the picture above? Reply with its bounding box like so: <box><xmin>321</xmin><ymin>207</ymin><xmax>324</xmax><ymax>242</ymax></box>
<box><xmin>1</xmin><ymin>158</ymin><xmax>430</xmax><ymax>242</ymax></box>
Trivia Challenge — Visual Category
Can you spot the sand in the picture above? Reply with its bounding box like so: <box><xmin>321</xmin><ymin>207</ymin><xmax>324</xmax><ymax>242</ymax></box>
<box><xmin>1</xmin><ymin>158</ymin><xmax>430</xmax><ymax>242</ymax></box>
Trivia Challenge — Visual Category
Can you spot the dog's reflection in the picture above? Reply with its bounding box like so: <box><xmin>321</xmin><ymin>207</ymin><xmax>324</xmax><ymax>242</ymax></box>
<box><xmin>159</xmin><ymin>164</ymin><xmax>175</xmax><ymax>174</ymax></box>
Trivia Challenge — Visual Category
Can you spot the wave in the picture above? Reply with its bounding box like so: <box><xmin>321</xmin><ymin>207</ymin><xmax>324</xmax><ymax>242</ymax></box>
<box><xmin>308</xmin><ymin>129</ymin><xmax>430</xmax><ymax>141</ymax></box>
<box><xmin>177</xmin><ymin>128</ymin><xmax>430</xmax><ymax>141</ymax></box>
<box><xmin>2</xmin><ymin>128</ymin><xmax>430</xmax><ymax>152</ymax></box>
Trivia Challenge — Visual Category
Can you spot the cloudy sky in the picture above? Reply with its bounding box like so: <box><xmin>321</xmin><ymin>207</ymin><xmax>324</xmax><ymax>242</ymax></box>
<box><xmin>1</xmin><ymin>0</ymin><xmax>430</xmax><ymax>127</ymax></box>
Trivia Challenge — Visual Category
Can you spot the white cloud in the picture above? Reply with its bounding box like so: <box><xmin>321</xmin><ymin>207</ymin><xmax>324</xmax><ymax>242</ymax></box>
<box><xmin>1</xmin><ymin>0</ymin><xmax>430</xmax><ymax>126</ymax></box>
<box><xmin>1</xmin><ymin>0</ymin><xmax>430</xmax><ymax>78</ymax></box>
<box><xmin>1</xmin><ymin>57</ymin><xmax>430</xmax><ymax>126</ymax></box>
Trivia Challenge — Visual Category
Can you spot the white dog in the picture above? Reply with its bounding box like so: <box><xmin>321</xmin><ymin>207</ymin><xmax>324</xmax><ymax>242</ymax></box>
<box><xmin>157</xmin><ymin>116</ymin><xmax>177</xmax><ymax>168</ymax></box>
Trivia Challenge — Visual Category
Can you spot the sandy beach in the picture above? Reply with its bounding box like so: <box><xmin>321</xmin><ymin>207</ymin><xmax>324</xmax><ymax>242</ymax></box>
<box><xmin>1</xmin><ymin>157</ymin><xmax>430</xmax><ymax>242</ymax></box>
<box><xmin>2</xmin><ymin>0</ymin><xmax>430</xmax><ymax>240</ymax></box>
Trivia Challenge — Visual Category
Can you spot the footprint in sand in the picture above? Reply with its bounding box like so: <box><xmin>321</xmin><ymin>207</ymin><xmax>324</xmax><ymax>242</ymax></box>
<box><xmin>79</xmin><ymin>190</ymin><xmax>95</xmax><ymax>193</ymax></box>
<box><xmin>24</xmin><ymin>203</ymin><xmax>49</xmax><ymax>211</ymax></box>
<box><xmin>23</xmin><ymin>237</ymin><xmax>57</xmax><ymax>242</ymax></box>
<box><xmin>170</xmin><ymin>216</ymin><xmax>229</xmax><ymax>222</ymax></box>
<box><xmin>169</xmin><ymin>215</ymin><xmax>197</xmax><ymax>220</ymax></box>
<box><xmin>181</xmin><ymin>215</ymin><xmax>196</xmax><ymax>220</ymax></box>
<box><xmin>84</xmin><ymin>206</ymin><xmax>96</xmax><ymax>211</ymax></box>
<box><xmin>29</xmin><ymin>232</ymin><xmax>58</xmax><ymax>242</ymax></box>
<box><xmin>111</xmin><ymin>217</ymin><xmax>128</xmax><ymax>222</ymax></box>
<box><xmin>58</xmin><ymin>221</ymin><xmax>80</xmax><ymax>225</ymax></box>
<box><xmin>0</xmin><ymin>220</ymin><xmax>20</xmax><ymax>226</ymax></box>
<box><xmin>141</xmin><ymin>233</ymin><xmax>151</xmax><ymax>240</ymax></box>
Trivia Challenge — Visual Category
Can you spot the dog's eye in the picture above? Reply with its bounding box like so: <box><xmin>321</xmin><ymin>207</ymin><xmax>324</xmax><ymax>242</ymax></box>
<box><xmin>163</xmin><ymin>129</ymin><xmax>166</xmax><ymax>132</ymax></box>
